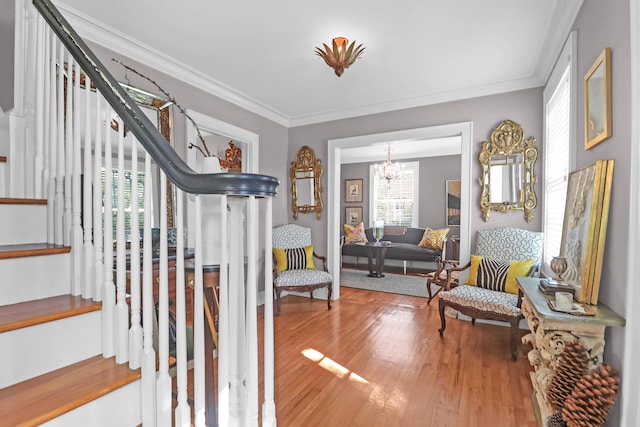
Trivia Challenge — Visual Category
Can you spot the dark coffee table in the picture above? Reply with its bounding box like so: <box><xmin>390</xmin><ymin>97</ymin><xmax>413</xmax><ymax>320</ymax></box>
<box><xmin>364</xmin><ymin>241</ymin><xmax>398</xmax><ymax>278</ymax></box>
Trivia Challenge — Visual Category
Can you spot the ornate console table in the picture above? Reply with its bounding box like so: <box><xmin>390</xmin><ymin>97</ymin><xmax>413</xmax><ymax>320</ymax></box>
<box><xmin>516</xmin><ymin>277</ymin><xmax>625</xmax><ymax>426</ymax></box>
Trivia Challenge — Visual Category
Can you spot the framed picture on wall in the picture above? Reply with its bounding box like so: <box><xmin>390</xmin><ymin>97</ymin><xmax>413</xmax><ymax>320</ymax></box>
<box><xmin>446</xmin><ymin>180</ymin><xmax>461</xmax><ymax>226</ymax></box>
<box><xmin>584</xmin><ymin>48</ymin><xmax>612</xmax><ymax>150</ymax></box>
<box><xmin>345</xmin><ymin>179</ymin><xmax>363</xmax><ymax>203</ymax></box>
<box><xmin>345</xmin><ymin>206</ymin><xmax>363</xmax><ymax>225</ymax></box>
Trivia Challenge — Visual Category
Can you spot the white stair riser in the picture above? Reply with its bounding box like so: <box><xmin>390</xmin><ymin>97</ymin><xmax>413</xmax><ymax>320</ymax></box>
<box><xmin>0</xmin><ymin>203</ymin><xmax>47</xmax><ymax>245</ymax></box>
<box><xmin>0</xmin><ymin>163</ymin><xmax>5</xmax><ymax>198</ymax></box>
<box><xmin>41</xmin><ymin>380</ymin><xmax>141</xmax><ymax>427</ymax></box>
<box><xmin>0</xmin><ymin>310</ymin><xmax>102</xmax><ymax>388</ymax></box>
<box><xmin>0</xmin><ymin>253</ymin><xmax>70</xmax><ymax>305</ymax></box>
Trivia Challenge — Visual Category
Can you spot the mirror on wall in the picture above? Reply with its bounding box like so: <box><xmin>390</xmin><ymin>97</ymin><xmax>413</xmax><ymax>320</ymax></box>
<box><xmin>479</xmin><ymin>119</ymin><xmax>537</xmax><ymax>222</ymax></box>
<box><xmin>290</xmin><ymin>145</ymin><xmax>323</xmax><ymax>220</ymax></box>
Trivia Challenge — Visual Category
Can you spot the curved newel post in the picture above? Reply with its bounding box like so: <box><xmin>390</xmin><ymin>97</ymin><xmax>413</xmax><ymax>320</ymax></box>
<box><xmin>262</xmin><ymin>196</ymin><xmax>276</xmax><ymax>427</ymax></box>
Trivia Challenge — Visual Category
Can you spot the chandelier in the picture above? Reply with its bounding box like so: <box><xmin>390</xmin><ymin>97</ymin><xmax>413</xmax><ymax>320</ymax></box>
<box><xmin>314</xmin><ymin>37</ymin><xmax>365</xmax><ymax>77</ymax></box>
<box><xmin>375</xmin><ymin>145</ymin><xmax>403</xmax><ymax>187</ymax></box>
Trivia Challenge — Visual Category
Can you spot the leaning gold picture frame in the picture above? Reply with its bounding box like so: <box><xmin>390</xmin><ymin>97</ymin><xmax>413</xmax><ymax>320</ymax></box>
<box><xmin>584</xmin><ymin>48</ymin><xmax>612</xmax><ymax>150</ymax></box>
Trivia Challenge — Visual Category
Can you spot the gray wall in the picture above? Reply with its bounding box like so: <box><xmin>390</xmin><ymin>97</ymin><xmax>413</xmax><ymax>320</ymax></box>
<box><xmin>570</xmin><ymin>1</ymin><xmax>631</xmax><ymax>424</ymax></box>
<box><xmin>289</xmin><ymin>87</ymin><xmax>543</xmax><ymax>256</ymax></box>
<box><xmin>0</xmin><ymin>0</ymin><xmax>15</xmax><ymax>113</ymax></box>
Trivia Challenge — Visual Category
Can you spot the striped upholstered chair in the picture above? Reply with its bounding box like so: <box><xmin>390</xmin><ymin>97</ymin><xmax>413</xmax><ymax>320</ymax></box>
<box><xmin>437</xmin><ymin>227</ymin><xmax>543</xmax><ymax>360</ymax></box>
<box><xmin>272</xmin><ymin>224</ymin><xmax>332</xmax><ymax>315</ymax></box>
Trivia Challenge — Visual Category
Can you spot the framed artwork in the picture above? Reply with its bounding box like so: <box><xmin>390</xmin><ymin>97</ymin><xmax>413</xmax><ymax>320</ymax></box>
<box><xmin>345</xmin><ymin>178</ymin><xmax>363</xmax><ymax>203</ymax></box>
<box><xmin>584</xmin><ymin>48</ymin><xmax>612</xmax><ymax>150</ymax></box>
<box><xmin>446</xmin><ymin>180</ymin><xmax>461</xmax><ymax>226</ymax></box>
<box><xmin>559</xmin><ymin>160</ymin><xmax>614</xmax><ymax>304</ymax></box>
<box><xmin>345</xmin><ymin>206</ymin><xmax>363</xmax><ymax>225</ymax></box>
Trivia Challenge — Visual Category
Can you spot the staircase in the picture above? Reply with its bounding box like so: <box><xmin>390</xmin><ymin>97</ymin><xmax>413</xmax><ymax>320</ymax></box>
<box><xmin>0</xmin><ymin>198</ymin><xmax>142</xmax><ymax>426</ymax></box>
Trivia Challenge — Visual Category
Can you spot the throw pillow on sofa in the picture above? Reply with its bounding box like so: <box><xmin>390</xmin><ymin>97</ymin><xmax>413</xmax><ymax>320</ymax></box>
<box><xmin>273</xmin><ymin>245</ymin><xmax>316</xmax><ymax>273</ymax></box>
<box><xmin>343</xmin><ymin>222</ymin><xmax>367</xmax><ymax>243</ymax></box>
<box><xmin>464</xmin><ymin>254</ymin><xmax>534</xmax><ymax>294</ymax></box>
<box><xmin>418</xmin><ymin>227</ymin><xmax>450</xmax><ymax>250</ymax></box>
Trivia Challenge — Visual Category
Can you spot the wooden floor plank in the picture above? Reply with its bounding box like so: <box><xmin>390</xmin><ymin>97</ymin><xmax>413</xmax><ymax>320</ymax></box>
<box><xmin>0</xmin><ymin>295</ymin><xmax>101</xmax><ymax>333</ymax></box>
<box><xmin>0</xmin><ymin>243</ymin><xmax>70</xmax><ymax>259</ymax></box>
<box><xmin>261</xmin><ymin>285</ymin><xmax>536</xmax><ymax>427</ymax></box>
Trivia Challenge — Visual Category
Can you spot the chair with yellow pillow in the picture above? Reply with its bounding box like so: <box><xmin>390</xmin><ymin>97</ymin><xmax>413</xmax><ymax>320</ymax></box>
<box><xmin>437</xmin><ymin>227</ymin><xmax>543</xmax><ymax>361</ymax></box>
<box><xmin>272</xmin><ymin>224</ymin><xmax>333</xmax><ymax>315</ymax></box>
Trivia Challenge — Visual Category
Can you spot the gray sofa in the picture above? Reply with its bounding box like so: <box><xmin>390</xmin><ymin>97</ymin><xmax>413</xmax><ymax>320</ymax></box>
<box><xmin>341</xmin><ymin>226</ymin><xmax>446</xmax><ymax>273</ymax></box>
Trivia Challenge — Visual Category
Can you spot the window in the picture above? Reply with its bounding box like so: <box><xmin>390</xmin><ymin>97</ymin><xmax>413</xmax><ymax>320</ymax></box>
<box><xmin>369</xmin><ymin>161</ymin><xmax>419</xmax><ymax>227</ymax></box>
<box><xmin>101</xmin><ymin>168</ymin><xmax>147</xmax><ymax>240</ymax></box>
<box><xmin>542</xmin><ymin>32</ymin><xmax>575</xmax><ymax>274</ymax></box>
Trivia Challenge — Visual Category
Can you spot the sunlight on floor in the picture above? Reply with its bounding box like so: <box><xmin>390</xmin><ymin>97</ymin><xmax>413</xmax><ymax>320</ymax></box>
<box><xmin>302</xmin><ymin>348</ymin><xmax>369</xmax><ymax>384</ymax></box>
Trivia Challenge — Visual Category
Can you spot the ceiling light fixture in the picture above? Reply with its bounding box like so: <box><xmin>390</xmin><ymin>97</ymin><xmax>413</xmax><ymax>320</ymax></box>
<box><xmin>375</xmin><ymin>145</ymin><xmax>404</xmax><ymax>188</ymax></box>
<box><xmin>314</xmin><ymin>37</ymin><xmax>365</xmax><ymax>77</ymax></box>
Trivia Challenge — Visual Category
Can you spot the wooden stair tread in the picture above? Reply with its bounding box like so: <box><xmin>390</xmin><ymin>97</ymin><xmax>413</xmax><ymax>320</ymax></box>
<box><xmin>0</xmin><ymin>243</ymin><xmax>70</xmax><ymax>259</ymax></box>
<box><xmin>0</xmin><ymin>295</ymin><xmax>102</xmax><ymax>333</ymax></box>
<box><xmin>0</xmin><ymin>355</ymin><xmax>140</xmax><ymax>426</ymax></box>
<box><xmin>0</xmin><ymin>197</ymin><xmax>47</xmax><ymax>205</ymax></box>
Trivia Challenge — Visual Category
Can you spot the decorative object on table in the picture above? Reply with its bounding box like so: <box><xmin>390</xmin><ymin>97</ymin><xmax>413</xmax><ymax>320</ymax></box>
<box><xmin>446</xmin><ymin>180</ymin><xmax>461</xmax><ymax>226</ymax></box>
<box><xmin>374</xmin><ymin>144</ymin><xmax>404</xmax><ymax>189</ymax></box>
<box><xmin>550</xmin><ymin>256</ymin><xmax>569</xmax><ymax>281</ymax></box>
<box><xmin>584</xmin><ymin>48</ymin><xmax>612</xmax><ymax>150</ymax></box>
<box><xmin>345</xmin><ymin>207</ymin><xmax>363</xmax><ymax>226</ymax></box>
<box><xmin>547</xmin><ymin>300</ymin><xmax>596</xmax><ymax>316</ymax></box>
<box><xmin>345</xmin><ymin>178</ymin><xmax>363</xmax><ymax>202</ymax></box>
<box><xmin>538</xmin><ymin>278</ymin><xmax>576</xmax><ymax>296</ymax></box>
<box><xmin>219</xmin><ymin>141</ymin><xmax>242</xmax><ymax>172</ymax></box>
<box><xmin>479</xmin><ymin>119</ymin><xmax>538</xmax><ymax>222</ymax></box>
<box><xmin>559</xmin><ymin>160</ymin><xmax>614</xmax><ymax>304</ymax></box>
<box><xmin>546</xmin><ymin>340</ymin><xmax>589</xmax><ymax>411</ymax></box>
<box><xmin>562</xmin><ymin>364</ymin><xmax>620</xmax><ymax>427</ymax></box>
<box><xmin>290</xmin><ymin>145</ymin><xmax>323</xmax><ymax>220</ymax></box>
<box><xmin>373</xmin><ymin>220</ymin><xmax>384</xmax><ymax>244</ymax></box>
<box><xmin>314</xmin><ymin>37</ymin><xmax>365</xmax><ymax>77</ymax></box>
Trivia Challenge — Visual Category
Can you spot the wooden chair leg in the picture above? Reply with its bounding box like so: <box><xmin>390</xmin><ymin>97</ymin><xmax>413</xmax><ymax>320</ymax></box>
<box><xmin>426</xmin><ymin>278</ymin><xmax>434</xmax><ymax>304</ymax></box>
<box><xmin>438</xmin><ymin>299</ymin><xmax>447</xmax><ymax>337</ymax></box>
<box><xmin>275</xmin><ymin>288</ymin><xmax>282</xmax><ymax>316</ymax></box>
<box><xmin>327</xmin><ymin>284</ymin><xmax>332</xmax><ymax>311</ymax></box>
<box><xmin>509</xmin><ymin>317</ymin><xmax>520</xmax><ymax>361</ymax></box>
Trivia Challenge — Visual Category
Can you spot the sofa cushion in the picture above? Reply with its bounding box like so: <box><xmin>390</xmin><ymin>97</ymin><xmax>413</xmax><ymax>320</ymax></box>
<box><xmin>344</xmin><ymin>222</ymin><xmax>367</xmax><ymax>243</ymax></box>
<box><xmin>464</xmin><ymin>255</ymin><xmax>534</xmax><ymax>294</ymax></box>
<box><xmin>418</xmin><ymin>227</ymin><xmax>450</xmax><ymax>250</ymax></box>
<box><xmin>439</xmin><ymin>285</ymin><xmax>521</xmax><ymax>317</ymax></box>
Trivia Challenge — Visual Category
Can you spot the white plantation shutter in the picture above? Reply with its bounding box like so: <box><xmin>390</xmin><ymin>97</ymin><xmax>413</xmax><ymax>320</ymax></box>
<box><xmin>543</xmin><ymin>33</ymin><xmax>575</xmax><ymax>273</ymax></box>
<box><xmin>370</xmin><ymin>161</ymin><xmax>419</xmax><ymax>227</ymax></box>
<box><xmin>102</xmin><ymin>168</ymin><xmax>147</xmax><ymax>240</ymax></box>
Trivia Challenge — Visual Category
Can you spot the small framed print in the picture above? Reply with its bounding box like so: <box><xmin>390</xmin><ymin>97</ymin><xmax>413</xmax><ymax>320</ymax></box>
<box><xmin>345</xmin><ymin>179</ymin><xmax>363</xmax><ymax>203</ymax></box>
<box><xmin>345</xmin><ymin>206</ymin><xmax>363</xmax><ymax>225</ymax></box>
<box><xmin>584</xmin><ymin>48</ymin><xmax>612</xmax><ymax>149</ymax></box>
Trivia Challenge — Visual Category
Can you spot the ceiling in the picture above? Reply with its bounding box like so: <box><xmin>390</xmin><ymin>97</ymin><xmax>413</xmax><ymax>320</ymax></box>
<box><xmin>55</xmin><ymin>0</ymin><xmax>582</xmax><ymax>129</ymax></box>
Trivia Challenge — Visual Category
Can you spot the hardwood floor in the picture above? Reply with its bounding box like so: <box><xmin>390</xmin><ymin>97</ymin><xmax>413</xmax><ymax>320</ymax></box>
<box><xmin>262</xmin><ymin>286</ymin><xmax>537</xmax><ymax>427</ymax></box>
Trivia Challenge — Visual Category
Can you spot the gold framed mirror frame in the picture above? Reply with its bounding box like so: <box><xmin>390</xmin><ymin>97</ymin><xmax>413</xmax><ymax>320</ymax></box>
<box><xmin>290</xmin><ymin>145</ymin><xmax>323</xmax><ymax>220</ymax></box>
<box><xmin>479</xmin><ymin>119</ymin><xmax>538</xmax><ymax>222</ymax></box>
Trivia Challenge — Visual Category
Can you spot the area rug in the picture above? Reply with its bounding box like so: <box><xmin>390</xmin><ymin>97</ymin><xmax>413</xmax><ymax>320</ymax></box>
<box><xmin>340</xmin><ymin>268</ymin><xmax>429</xmax><ymax>298</ymax></box>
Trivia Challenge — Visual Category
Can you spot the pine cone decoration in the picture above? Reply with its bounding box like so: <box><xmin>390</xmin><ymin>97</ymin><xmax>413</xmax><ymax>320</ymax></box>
<box><xmin>547</xmin><ymin>340</ymin><xmax>589</xmax><ymax>410</ymax></box>
<box><xmin>562</xmin><ymin>364</ymin><xmax>620</xmax><ymax>427</ymax></box>
<box><xmin>547</xmin><ymin>411</ymin><xmax>566</xmax><ymax>427</ymax></box>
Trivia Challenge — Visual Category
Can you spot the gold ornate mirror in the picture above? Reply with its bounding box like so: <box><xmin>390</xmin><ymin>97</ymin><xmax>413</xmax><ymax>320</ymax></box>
<box><xmin>479</xmin><ymin>120</ymin><xmax>537</xmax><ymax>222</ymax></box>
<box><xmin>290</xmin><ymin>146</ymin><xmax>323</xmax><ymax>220</ymax></box>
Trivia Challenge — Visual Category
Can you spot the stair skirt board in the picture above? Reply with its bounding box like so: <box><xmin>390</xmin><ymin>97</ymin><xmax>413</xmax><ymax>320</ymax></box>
<box><xmin>0</xmin><ymin>310</ymin><xmax>102</xmax><ymax>388</ymax></box>
<box><xmin>0</xmin><ymin>253</ymin><xmax>71</xmax><ymax>305</ymax></box>
<box><xmin>0</xmin><ymin>203</ymin><xmax>47</xmax><ymax>245</ymax></box>
<box><xmin>40</xmin><ymin>380</ymin><xmax>142</xmax><ymax>427</ymax></box>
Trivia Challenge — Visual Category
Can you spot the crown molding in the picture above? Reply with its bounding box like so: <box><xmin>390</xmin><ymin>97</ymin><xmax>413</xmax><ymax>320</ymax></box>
<box><xmin>54</xmin><ymin>2</ymin><xmax>291</xmax><ymax>127</ymax></box>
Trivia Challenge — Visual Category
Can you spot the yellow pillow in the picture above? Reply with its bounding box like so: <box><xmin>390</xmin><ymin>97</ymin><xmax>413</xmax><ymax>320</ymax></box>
<box><xmin>464</xmin><ymin>255</ymin><xmax>534</xmax><ymax>295</ymax></box>
<box><xmin>418</xmin><ymin>227</ymin><xmax>450</xmax><ymax>250</ymax></box>
<box><xmin>343</xmin><ymin>222</ymin><xmax>367</xmax><ymax>243</ymax></box>
<box><xmin>273</xmin><ymin>245</ymin><xmax>316</xmax><ymax>273</ymax></box>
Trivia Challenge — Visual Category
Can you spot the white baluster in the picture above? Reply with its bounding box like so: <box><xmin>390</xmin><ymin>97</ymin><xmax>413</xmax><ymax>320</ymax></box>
<box><xmin>63</xmin><ymin>52</ymin><xmax>73</xmax><ymax>246</ymax></box>
<box><xmin>55</xmin><ymin>40</ymin><xmax>64</xmax><ymax>245</ymax></box>
<box><xmin>157</xmin><ymin>170</ymin><xmax>171</xmax><ymax>427</ymax></box>
<box><xmin>102</xmin><ymin>107</ymin><xmax>115</xmax><ymax>358</ymax></box>
<box><xmin>115</xmin><ymin>119</ymin><xmax>128</xmax><ymax>363</ymax></box>
<box><xmin>245</xmin><ymin>195</ymin><xmax>259</xmax><ymax>427</ymax></box>
<box><xmin>93</xmin><ymin>98</ymin><xmax>105</xmax><ymax>302</ymax></box>
<box><xmin>47</xmin><ymin>33</ymin><xmax>56</xmax><ymax>244</ymax></box>
<box><xmin>83</xmin><ymin>76</ymin><xmax>94</xmax><ymax>299</ymax></box>
<box><xmin>128</xmin><ymin>134</ymin><xmax>142</xmax><ymax>370</ymax></box>
<box><xmin>141</xmin><ymin>152</ymin><xmax>157</xmax><ymax>427</ymax></box>
<box><xmin>34</xmin><ymin>17</ymin><xmax>44</xmax><ymax>198</ymax></box>
<box><xmin>262</xmin><ymin>196</ymin><xmax>276</xmax><ymax>427</ymax></box>
<box><xmin>193</xmin><ymin>196</ymin><xmax>206</xmax><ymax>427</ymax></box>
<box><xmin>70</xmin><ymin>59</ymin><xmax>82</xmax><ymax>297</ymax></box>
<box><xmin>41</xmin><ymin>27</ymin><xmax>50</xmax><ymax>204</ymax></box>
<box><xmin>174</xmin><ymin>189</ymin><xmax>191</xmax><ymax>426</ymax></box>
<box><xmin>217</xmin><ymin>194</ymin><xmax>229</xmax><ymax>426</ymax></box>
<box><xmin>228</xmin><ymin>197</ymin><xmax>247</xmax><ymax>424</ymax></box>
